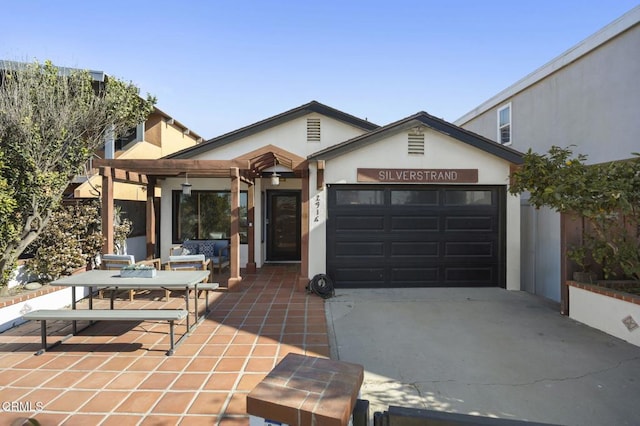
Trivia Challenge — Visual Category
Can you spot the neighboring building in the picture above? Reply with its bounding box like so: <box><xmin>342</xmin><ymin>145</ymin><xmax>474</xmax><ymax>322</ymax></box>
<box><xmin>1</xmin><ymin>60</ymin><xmax>205</xmax><ymax>262</ymax></box>
<box><xmin>454</xmin><ymin>6</ymin><xmax>640</xmax><ymax>303</ymax></box>
<box><xmin>71</xmin><ymin>106</ymin><xmax>204</xmax><ymax>260</ymax></box>
<box><xmin>98</xmin><ymin>101</ymin><xmax>523</xmax><ymax>292</ymax></box>
<box><xmin>72</xmin><ymin>106</ymin><xmax>204</xmax><ymax>201</ymax></box>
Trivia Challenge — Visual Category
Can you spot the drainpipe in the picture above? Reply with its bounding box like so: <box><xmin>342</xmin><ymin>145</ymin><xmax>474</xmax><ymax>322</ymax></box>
<box><xmin>104</xmin><ymin>124</ymin><xmax>115</xmax><ymax>159</ymax></box>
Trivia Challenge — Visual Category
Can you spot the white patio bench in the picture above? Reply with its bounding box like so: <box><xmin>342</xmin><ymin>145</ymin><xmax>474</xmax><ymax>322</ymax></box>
<box><xmin>196</xmin><ymin>282</ymin><xmax>220</xmax><ymax>315</ymax></box>
<box><xmin>22</xmin><ymin>309</ymin><xmax>188</xmax><ymax>356</ymax></box>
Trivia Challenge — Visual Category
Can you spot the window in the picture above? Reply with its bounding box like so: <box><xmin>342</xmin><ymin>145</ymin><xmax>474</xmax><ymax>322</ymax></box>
<box><xmin>307</xmin><ymin>118</ymin><xmax>321</xmax><ymax>142</ymax></box>
<box><xmin>444</xmin><ymin>190</ymin><xmax>493</xmax><ymax>206</ymax></box>
<box><xmin>114</xmin><ymin>128</ymin><xmax>136</xmax><ymax>151</ymax></box>
<box><xmin>391</xmin><ymin>190</ymin><xmax>438</xmax><ymax>205</ymax></box>
<box><xmin>115</xmin><ymin>200</ymin><xmax>146</xmax><ymax>237</ymax></box>
<box><xmin>497</xmin><ymin>103</ymin><xmax>511</xmax><ymax>145</ymax></box>
<box><xmin>172</xmin><ymin>190</ymin><xmax>248</xmax><ymax>243</ymax></box>
<box><xmin>115</xmin><ymin>122</ymin><xmax>144</xmax><ymax>151</ymax></box>
<box><xmin>336</xmin><ymin>190</ymin><xmax>384</xmax><ymax>205</ymax></box>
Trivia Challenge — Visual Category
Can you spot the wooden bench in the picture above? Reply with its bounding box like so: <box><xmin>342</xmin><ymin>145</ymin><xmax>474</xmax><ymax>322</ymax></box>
<box><xmin>22</xmin><ymin>309</ymin><xmax>188</xmax><ymax>356</ymax></box>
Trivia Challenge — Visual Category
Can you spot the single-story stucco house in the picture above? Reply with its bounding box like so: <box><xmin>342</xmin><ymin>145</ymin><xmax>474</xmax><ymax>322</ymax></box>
<box><xmin>95</xmin><ymin>101</ymin><xmax>523</xmax><ymax>292</ymax></box>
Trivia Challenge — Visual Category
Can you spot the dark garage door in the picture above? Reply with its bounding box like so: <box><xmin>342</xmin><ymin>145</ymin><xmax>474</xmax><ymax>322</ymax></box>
<box><xmin>327</xmin><ymin>185</ymin><xmax>506</xmax><ymax>288</ymax></box>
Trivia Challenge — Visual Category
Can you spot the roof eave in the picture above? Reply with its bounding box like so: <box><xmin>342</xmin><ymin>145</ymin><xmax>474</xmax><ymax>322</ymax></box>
<box><xmin>455</xmin><ymin>5</ymin><xmax>640</xmax><ymax>125</ymax></box>
<box><xmin>167</xmin><ymin>100</ymin><xmax>379</xmax><ymax>159</ymax></box>
<box><xmin>309</xmin><ymin>112</ymin><xmax>524</xmax><ymax>165</ymax></box>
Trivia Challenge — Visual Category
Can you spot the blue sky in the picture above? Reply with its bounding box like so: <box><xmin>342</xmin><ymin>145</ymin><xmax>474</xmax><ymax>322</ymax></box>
<box><xmin>3</xmin><ymin>1</ymin><xmax>638</xmax><ymax>138</ymax></box>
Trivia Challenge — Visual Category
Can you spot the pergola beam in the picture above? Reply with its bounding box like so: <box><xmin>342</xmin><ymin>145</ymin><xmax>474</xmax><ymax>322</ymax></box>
<box><xmin>94</xmin><ymin>158</ymin><xmax>250</xmax><ymax>177</ymax></box>
<box><xmin>96</xmin><ymin>147</ymin><xmax>307</xmax><ymax>292</ymax></box>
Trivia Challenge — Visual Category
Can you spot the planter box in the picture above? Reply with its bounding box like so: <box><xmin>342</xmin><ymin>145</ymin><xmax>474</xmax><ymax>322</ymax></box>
<box><xmin>120</xmin><ymin>268</ymin><xmax>157</xmax><ymax>278</ymax></box>
<box><xmin>1</xmin><ymin>266</ymin><xmax>90</xmax><ymax>333</ymax></box>
<box><xmin>568</xmin><ymin>281</ymin><xmax>640</xmax><ymax>347</ymax></box>
<box><xmin>0</xmin><ymin>285</ymin><xmax>90</xmax><ymax>333</ymax></box>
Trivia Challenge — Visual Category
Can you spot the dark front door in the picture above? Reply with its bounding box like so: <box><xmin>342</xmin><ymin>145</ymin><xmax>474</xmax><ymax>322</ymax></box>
<box><xmin>267</xmin><ymin>191</ymin><xmax>301</xmax><ymax>261</ymax></box>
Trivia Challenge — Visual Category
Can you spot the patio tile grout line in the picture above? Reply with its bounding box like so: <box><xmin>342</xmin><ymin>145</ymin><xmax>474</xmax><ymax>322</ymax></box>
<box><xmin>156</xmin><ymin>291</ymin><xmax>238</xmax><ymax>420</ymax></box>
<box><xmin>71</xmin><ymin>347</ymin><xmax>157</xmax><ymax>421</ymax></box>
<box><xmin>186</xmin><ymin>277</ymin><xmax>267</xmax><ymax>422</ymax></box>
<box><xmin>0</xmin><ymin>265</ymin><xmax>323</xmax><ymax>424</ymax></box>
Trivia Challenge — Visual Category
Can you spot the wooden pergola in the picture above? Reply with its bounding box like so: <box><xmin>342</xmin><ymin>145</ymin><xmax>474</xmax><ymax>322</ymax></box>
<box><xmin>93</xmin><ymin>146</ymin><xmax>314</xmax><ymax>291</ymax></box>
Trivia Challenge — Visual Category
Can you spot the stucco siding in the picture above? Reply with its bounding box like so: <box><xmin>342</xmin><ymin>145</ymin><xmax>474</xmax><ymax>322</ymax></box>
<box><xmin>307</xmin><ymin>162</ymin><xmax>327</xmax><ymax>280</ymax></box>
<box><xmin>457</xmin><ymin>18</ymin><xmax>639</xmax><ymax>302</ymax></box>
<box><xmin>460</xmin><ymin>23</ymin><xmax>640</xmax><ymax>164</ymax></box>
<box><xmin>144</xmin><ymin>115</ymin><xmax>163</xmax><ymax>146</ymax></box>
<box><xmin>190</xmin><ymin>113</ymin><xmax>369</xmax><ymax>160</ymax></box>
<box><xmin>310</xmin><ymin>129</ymin><xmax>520</xmax><ymax>290</ymax></box>
<box><xmin>159</xmin><ymin>176</ymin><xmax>298</xmax><ymax>267</ymax></box>
<box><xmin>570</xmin><ymin>286</ymin><xmax>640</xmax><ymax>347</ymax></box>
<box><xmin>159</xmin><ymin>124</ymin><xmax>197</xmax><ymax>157</ymax></box>
<box><xmin>324</xmin><ymin>129</ymin><xmax>513</xmax><ymax>184</ymax></box>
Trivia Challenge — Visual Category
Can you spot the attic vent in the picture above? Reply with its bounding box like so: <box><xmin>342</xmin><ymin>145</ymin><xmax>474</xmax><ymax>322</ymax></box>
<box><xmin>307</xmin><ymin>118</ymin><xmax>321</xmax><ymax>142</ymax></box>
<box><xmin>408</xmin><ymin>131</ymin><xmax>425</xmax><ymax>155</ymax></box>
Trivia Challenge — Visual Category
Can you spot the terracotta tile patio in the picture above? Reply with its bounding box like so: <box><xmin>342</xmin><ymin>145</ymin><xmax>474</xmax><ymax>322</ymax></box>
<box><xmin>0</xmin><ymin>264</ymin><xmax>330</xmax><ymax>425</ymax></box>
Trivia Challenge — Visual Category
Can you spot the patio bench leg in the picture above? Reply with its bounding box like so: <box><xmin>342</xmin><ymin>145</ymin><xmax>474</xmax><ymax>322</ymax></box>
<box><xmin>34</xmin><ymin>319</ymin><xmax>89</xmax><ymax>356</ymax></box>
<box><xmin>36</xmin><ymin>320</ymin><xmax>47</xmax><ymax>356</ymax></box>
<box><xmin>167</xmin><ymin>320</ymin><xmax>175</xmax><ymax>356</ymax></box>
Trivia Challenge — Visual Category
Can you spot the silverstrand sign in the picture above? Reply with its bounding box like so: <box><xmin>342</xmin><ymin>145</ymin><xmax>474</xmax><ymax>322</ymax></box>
<box><xmin>357</xmin><ymin>168</ymin><xmax>479</xmax><ymax>183</ymax></box>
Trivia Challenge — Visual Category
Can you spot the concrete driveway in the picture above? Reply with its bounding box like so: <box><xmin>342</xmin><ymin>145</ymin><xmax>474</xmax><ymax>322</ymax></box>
<box><xmin>325</xmin><ymin>288</ymin><xmax>640</xmax><ymax>426</ymax></box>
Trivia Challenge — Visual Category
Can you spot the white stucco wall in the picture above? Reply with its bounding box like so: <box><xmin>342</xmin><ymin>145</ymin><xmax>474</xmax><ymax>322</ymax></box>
<box><xmin>159</xmin><ymin>175</ymin><xmax>303</xmax><ymax>267</ymax></box>
<box><xmin>160</xmin><ymin>113</ymin><xmax>371</xmax><ymax>267</ymax></box>
<box><xmin>308</xmin><ymin>162</ymin><xmax>327</xmax><ymax>280</ymax></box>
<box><xmin>159</xmin><ymin>177</ymin><xmax>250</xmax><ymax>265</ymax></box>
<box><xmin>458</xmin><ymin>22</ymin><xmax>640</xmax><ymax>163</ymax></box>
<box><xmin>0</xmin><ymin>287</ymin><xmax>90</xmax><ymax>333</ymax></box>
<box><xmin>160</xmin><ymin>111</ymin><xmax>520</xmax><ymax>290</ymax></box>
<box><xmin>455</xmin><ymin>15</ymin><xmax>640</xmax><ymax>302</ymax></box>
<box><xmin>193</xmin><ymin>113</ymin><xmax>369</xmax><ymax>160</ymax></box>
<box><xmin>570</xmin><ymin>286</ymin><xmax>640</xmax><ymax>347</ymax></box>
<box><xmin>308</xmin><ymin>128</ymin><xmax>521</xmax><ymax>290</ymax></box>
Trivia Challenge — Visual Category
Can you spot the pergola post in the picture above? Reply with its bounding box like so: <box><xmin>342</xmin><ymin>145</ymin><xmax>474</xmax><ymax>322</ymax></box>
<box><xmin>146</xmin><ymin>177</ymin><xmax>157</xmax><ymax>259</ymax></box>
<box><xmin>246</xmin><ymin>182</ymin><xmax>257</xmax><ymax>273</ymax></box>
<box><xmin>101</xmin><ymin>167</ymin><xmax>114</xmax><ymax>255</ymax></box>
<box><xmin>298</xmin><ymin>167</ymin><xmax>310</xmax><ymax>291</ymax></box>
<box><xmin>228</xmin><ymin>167</ymin><xmax>243</xmax><ymax>291</ymax></box>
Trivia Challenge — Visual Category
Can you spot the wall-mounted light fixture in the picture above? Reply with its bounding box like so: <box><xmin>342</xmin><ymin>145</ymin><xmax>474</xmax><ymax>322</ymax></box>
<box><xmin>181</xmin><ymin>173</ymin><xmax>192</xmax><ymax>195</ymax></box>
<box><xmin>270</xmin><ymin>159</ymin><xmax>280</xmax><ymax>186</ymax></box>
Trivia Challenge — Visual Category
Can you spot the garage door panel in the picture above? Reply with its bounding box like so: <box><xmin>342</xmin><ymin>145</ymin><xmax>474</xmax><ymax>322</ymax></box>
<box><xmin>445</xmin><ymin>216</ymin><xmax>494</xmax><ymax>231</ymax></box>
<box><xmin>445</xmin><ymin>242</ymin><xmax>494</xmax><ymax>257</ymax></box>
<box><xmin>335</xmin><ymin>241</ymin><xmax>384</xmax><ymax>257</ymax></box>
<box><xmin>391</xmin><ymin>241</ymin><xmax>439</xmax><ymax>257</ymax></box>
<box><xmin>336</xmin><ymin>216</ymin><xmax>385</xmax><ymax>231</ymax></box>
<box><xmin>391</xmin><ymin>216</ymin><xmax>439</xmax><ymax>230</ymax></box>
<box><xmin>332</xmin><ymin>267</ymin><xmax>385</xmax><ymax>285</ymax></box>
<box><xmin>445</xmin><ymin>267</ymin><xmax>494</xmax><ymax>283</ymax></box>
<box><xmin>391</xmin><ymin>267</ymin><xmax>439</xmax><ymax>282</ymax></box>
<box><xmin>327</xmin><ymin>185</ymin><xmax>505</xmax><ymax>288</ymax></box>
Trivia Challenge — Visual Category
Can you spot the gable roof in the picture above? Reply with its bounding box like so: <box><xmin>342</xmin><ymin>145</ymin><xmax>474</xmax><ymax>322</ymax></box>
<box><xmin>166</xmin><ymin>100</ymin><xmax>379</xmax><ymax>159</ymax></box>
<box><xmin>455</xmin><ymin>5</ymin><xmax>640</xmax><ymax>126</ymax></box>
<box><xmin>152</xmin><ymin>106</ymin><xmax>204</xmax><ymax>142</ymax></box>
<box><xmin>308</xmin><ymin>111</ymin><xmax>524</xmax><ymax>164</ymax></box>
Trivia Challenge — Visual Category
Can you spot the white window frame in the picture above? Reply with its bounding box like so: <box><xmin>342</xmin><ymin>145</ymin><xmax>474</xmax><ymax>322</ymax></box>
<box><xmin>497</xmin><ymin>103</ymin><xmax>512</xmax><ymax>145</ymax></box>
